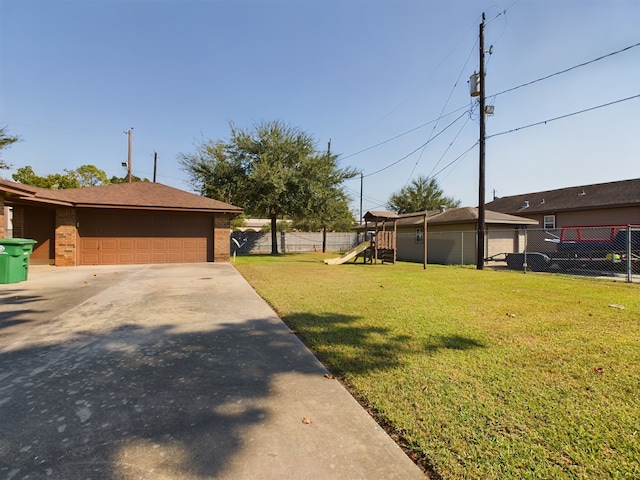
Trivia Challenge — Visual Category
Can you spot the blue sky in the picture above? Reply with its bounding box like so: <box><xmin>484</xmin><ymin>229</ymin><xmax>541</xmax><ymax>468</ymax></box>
<box><xmin>1</xmin><ymin>0</ymin><xmax>638</xmax><ymax>217</ymax></box>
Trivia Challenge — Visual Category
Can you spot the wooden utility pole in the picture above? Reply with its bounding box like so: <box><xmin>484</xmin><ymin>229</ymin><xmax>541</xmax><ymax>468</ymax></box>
<box><xmin>360</xmin><ymin>173</ymin><xmax>363</xmax><ymax>225</ymax></box>
<box><xmin>153</xmin><ymin>151</ymin><xmax>158</xmax><ymax>183</ymax></box>
<box><xmin>125</xmin><ymin>128</ymin><xmax>133</xmax><ymax>183</ymax></box>
<box><xmin>476</xmin><ymin>13</ymin><xmax>486</xmax><ymax>270</ymax></box>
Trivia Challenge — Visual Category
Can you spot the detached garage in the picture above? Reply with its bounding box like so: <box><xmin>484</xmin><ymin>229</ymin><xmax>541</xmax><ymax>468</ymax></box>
<box><xmin>0</xmin><ymin>179</ymin><xmax>242</xmax><ymax>266</ymax></box>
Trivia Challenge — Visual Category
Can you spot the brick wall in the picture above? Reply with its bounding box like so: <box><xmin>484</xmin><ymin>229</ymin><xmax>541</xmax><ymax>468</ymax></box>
<box><xmin>55</xmin><ymin>207</ymin><xmax>77</xmax><ymax>266</ymax></box>
<box><xmin>214</xmin><ymin>213</ymin><xmax>231</xmax><ymax>262</ymax></box>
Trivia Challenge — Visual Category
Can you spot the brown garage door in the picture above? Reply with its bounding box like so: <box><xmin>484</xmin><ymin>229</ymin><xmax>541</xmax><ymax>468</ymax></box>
<box><xmin>78</xmin><ymin>209</ymin><xmax>213</xmax><ymax>265</ymax></box>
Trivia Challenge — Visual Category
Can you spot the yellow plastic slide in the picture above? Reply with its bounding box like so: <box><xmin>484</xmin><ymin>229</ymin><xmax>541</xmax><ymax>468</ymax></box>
<box><xmin>324</xmin><ymin>241</ymin><xmax>371</xmax><ymax>265</ymax></box>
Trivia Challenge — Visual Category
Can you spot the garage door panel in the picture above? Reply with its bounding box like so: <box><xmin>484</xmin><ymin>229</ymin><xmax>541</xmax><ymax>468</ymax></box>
<box><xmin>153</xmin><ymin>239</ymin><xmax>168</xmax><ymax>250</ymax></box>
<box><xmin>135</xmin><ymin>252</ymin><xmax>152</xmax><ymax>263</ymax></box>
<box><xmin>78</xmin><ymin>210</ymin><xmax>213</xmax><ymax>265</ymax></box>
<box><xmin>117</xmin><ymin>240</ymin><xmax>132</xmax><ymax>250</ymax></box>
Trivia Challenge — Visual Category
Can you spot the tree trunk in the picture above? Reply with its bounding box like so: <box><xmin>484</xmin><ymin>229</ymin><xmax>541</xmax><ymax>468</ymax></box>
<box><xmin>270</xmin><ymin>214</ymin><xmax>278</xmax><ymax>255</ymax></box>
<box><xmin>322</xmin><ymin>225</ymin><xmax>327</xmax><ymax>253</ymax></box>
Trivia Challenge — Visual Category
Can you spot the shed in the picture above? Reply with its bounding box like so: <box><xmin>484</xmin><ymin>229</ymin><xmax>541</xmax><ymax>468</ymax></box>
<box><xmin>357</xmin><ymin>207</ymin><xmax>538</xmax><ymax>266</ymax></box>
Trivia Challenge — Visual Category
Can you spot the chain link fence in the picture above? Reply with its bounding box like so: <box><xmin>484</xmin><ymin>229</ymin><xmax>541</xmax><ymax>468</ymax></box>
<box><xmin>487</xmin><ymin>225</ymin><xmax>640</xmax><ymax>282</ymax></box>
<box><xmin>231</xmin><ymin>226</ymin><xmax>639</xmax><ymax>282</ymax></box>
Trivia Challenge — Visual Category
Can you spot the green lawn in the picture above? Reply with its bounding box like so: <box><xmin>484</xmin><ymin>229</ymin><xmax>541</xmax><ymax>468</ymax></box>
<box><xmin>233</xmin><ymin>253</ymin><xmax>640</xmax><ymax>479</ymax></box>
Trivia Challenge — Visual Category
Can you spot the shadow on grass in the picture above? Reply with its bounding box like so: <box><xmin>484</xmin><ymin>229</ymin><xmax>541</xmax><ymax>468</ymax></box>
<box><xmin>427</xmin><ymin>334</ymin><xmax>486</xmax><ymax>352</ymax></box>
<box><xmin>282</xmin><ymin>313</ymin><xmax>486</xmax><ymax>376</ymax></box>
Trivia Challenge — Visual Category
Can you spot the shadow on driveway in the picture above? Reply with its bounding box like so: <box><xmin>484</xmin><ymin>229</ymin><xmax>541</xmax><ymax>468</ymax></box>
<box><xmin>1</xmin><ymin>318</ymin><xmax>323</xmax><ymax>479</ymax></box>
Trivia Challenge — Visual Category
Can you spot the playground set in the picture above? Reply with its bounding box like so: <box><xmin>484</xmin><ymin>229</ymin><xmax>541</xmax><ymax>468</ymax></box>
<box><xmin>324</xmin><ymin>211</ymin><xmax>429</xmax><ymax>268</ymax></box>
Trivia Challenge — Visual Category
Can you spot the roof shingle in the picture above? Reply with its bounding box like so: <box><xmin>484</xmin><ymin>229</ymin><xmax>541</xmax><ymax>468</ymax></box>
<box><xmin>486</xmin><ymin>178</ymin><xmax>640</xmax><ymax>215</ymax></box>
<box><xmin>0</xmin><ymin>179</ymin><xmax>242</xmax><ymax>213</ymax></box>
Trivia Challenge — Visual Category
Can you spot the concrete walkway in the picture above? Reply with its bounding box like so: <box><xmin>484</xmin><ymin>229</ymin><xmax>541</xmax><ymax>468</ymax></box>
<box><xmin>0</xmin><ymin>264</ymin><xmax>425</xmax><ymax>479</ymax></box>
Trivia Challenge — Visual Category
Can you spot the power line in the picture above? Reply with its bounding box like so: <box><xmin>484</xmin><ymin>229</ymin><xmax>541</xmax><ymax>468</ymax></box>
<box><xmin>340</xmin><ymin>104</ymin><xmax>469</xmax><ymax>161</ymax></box>
<box><xmin>362</xmin><ymin>110</ymin><xmax>469</xmax><ymax>178</ymax></box>
<box><xmin>427</xmin><ymin>114</ymin><xmax>473</xmax><ymax>179</ymax></box>
<box><xmin>487</xmin><ymin>94</ymin><xmax>640</xmax><ymax>139</ymax></box>
<box><xmin>492</xmin><ymin>42</ymin><xmax>640</xmax><ymax>98</ymax></box>
<box><xmin>404</xmin><ymin>34</ymin><xmax>479</xmax><ymax>184</ymax></box>
<box><xmin>431</xmin><ymin>141</ymin><xmax>479</xmax><ymax>179</ymax></box>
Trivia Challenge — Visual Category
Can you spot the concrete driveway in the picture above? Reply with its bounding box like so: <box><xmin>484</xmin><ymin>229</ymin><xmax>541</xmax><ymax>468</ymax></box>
<box><xmin>0</xmin><ymin>264</ymin><xmax>425</xmax><ymax>480</ymax></box>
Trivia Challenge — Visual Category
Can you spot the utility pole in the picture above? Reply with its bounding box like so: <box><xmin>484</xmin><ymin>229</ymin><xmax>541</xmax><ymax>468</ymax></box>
<box><xmin>153</xmin><ymin>151</ymin><xmax>158</xmax><ymax>183</ymax></box>
<box><xmin>360</xmin><ymin>173</ymin><xmax>363</xmax><ymax>225</ymax></box>
<box><xmin>124</xmin><ymin>128</ymin><xmax>133</xmax><ymax>183</ymax></box>
<box><xmin>476</xmin><ymin>13</ymin><xmax>487</xmax><ymax>270</ymax></box>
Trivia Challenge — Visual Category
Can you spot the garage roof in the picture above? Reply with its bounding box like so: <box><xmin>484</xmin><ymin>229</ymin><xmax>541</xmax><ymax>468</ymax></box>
<box><xmin>0</xmin><ymin>179</ymin><xmax>243</xmax><ymax>214</ymax></box>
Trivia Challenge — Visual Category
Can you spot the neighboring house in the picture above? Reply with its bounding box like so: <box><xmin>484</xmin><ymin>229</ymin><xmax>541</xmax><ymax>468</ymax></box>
<box><xmin>485</xmin><ymin>178</ymin><xmax>640</xmax><ymax>230</ymax></box>
<box><xmin>357</xmin><ymin>207</ymin><xmax>538</xmax><ymax>265</ymax></box>
<box><xmin>235</xmin><ymin>218</ymin><xmax>272</xmax><ymax>232</ymax></box>
<box><xmin>234</xmin><ymin>218</ymin><xmax>293</xmax><ymax>232</ymax></box>
<box><xmin>0</xmin><ymin>179</ymin><xmax>242</xmax><ymax>266</ymax></box>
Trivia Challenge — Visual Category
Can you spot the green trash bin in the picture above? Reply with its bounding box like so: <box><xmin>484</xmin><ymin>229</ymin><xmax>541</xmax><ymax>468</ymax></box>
<box><xmin>0</xmin><ymin>238</ymin><xmax>38</xmax><ymax>284</ymax></box>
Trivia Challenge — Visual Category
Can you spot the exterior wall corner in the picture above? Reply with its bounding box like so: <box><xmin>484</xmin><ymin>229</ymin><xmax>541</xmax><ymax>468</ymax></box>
<box><xmin>213</xmin><ymin>213</ymin><xmax>231</xmax><ymax>262</ymax></box>
<box><xmin>55</xmin><ymin>207</ymin><xmax>78</xmax><ymax>266</ymax></box>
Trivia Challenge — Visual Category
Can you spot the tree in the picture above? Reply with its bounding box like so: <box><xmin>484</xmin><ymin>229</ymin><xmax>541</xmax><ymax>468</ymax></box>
<box><xmin>12</xmin><ymin>165</ymin><xmax>109</xmax><ymax>189</ymax></box>
<box><xmin>180</xmin><ymin>120</ymin><xmax>357</xmax><ymax>254</ymax></box>
<box><xmin>0</xmin><ymin>126</ymin><xmax>20</xmax><ymax>170</ymax></box>
<box><xmin>387</xmin><ymin>175</ymin><xmax>461</xmax><ymax>214</ymax></box>
<box><xmin>13</xmin><ymin>166</ymin><xmax>80</xmax><ymax>189</ymax></box>
<box><xmin>68</xmin><ymin>164</ymin><xmax>109</xmax><ymax>187</ymax></box>
<box><xmin>109</xmin><ymin>175</ymin><xmax>150</xmax><ymax>184</ymax></box>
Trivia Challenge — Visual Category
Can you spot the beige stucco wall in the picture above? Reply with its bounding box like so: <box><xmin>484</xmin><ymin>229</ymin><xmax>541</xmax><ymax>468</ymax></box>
<box><xmin>514</xmin><ymin>206</ymin><xmax>640</xmax><ymax>230</ymax></box>
<box><xmin>397</xmin><ymin>223</ymin><xmax>524</xmax><ymax>265</ymax></box>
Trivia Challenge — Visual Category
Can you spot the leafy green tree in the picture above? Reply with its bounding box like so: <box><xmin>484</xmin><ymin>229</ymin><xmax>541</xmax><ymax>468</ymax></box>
<box><xmin>387</xmin><ymin>175</ymin><xmax>460</xmax><ymax>214</ymax></box>
<box><xmin>230</xmin><ymin>214</ymin><xmax>247</xmax><ymax>232</ymax></box>
<box><xmin>109</xmin><ymin>175</ymin><xmax>150</xmax><ymax>184</ymax></box>
<box><xmin>12</xmin><ymin>165</ymin><xmax>109</xmax><ymax>189</ymax></box>
<box><xmin>0</xmin><ymin>126</ymin><xmax>20</xmax><ymax>170</ymax></box>
<box><xmin>259</xmin><ymin>219</ymin><xmax>291</xmax><ymax>233</ymax></box>
<box><xmin>68</xmin><ymin>164</ymin><xmax>109</xmax><ymax>187</ymax></box>
<box><xmin>12</xmin><ymin>166</ymin><xmax>80</xmax><ymax>189</ymax></box>
<box><xmin>180</xmin><ymin>120</ymin><xmax>357</xmax><ymax>254</ymax></box>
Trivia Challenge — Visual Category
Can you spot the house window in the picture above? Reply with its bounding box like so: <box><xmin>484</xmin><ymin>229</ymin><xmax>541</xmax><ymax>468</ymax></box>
<box><xmin>416</xmin><ymin>227</ymin><xmax>424</xmax><ymax>243</ymax></box>
<box><xmin>543</xmin><ymin>215</ymin><xmax>556</xmax><ymax>230</ymax></box>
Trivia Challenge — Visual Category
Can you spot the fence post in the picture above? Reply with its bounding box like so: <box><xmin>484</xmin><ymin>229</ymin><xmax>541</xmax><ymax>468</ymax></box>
<box><xmin>281</xmin><ymin>231</ymin><xmax>286</xmax><ymax>254</ymax></box>
<box><xmin>627</xmin><ymin>225</ymin><xmax>632</xmax><ymax>283</ymax></box>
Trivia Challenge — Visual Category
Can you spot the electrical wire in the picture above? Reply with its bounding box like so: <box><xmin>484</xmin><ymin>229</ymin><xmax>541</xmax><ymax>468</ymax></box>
<box><xmin>426</xmin><ymin>114</ymin><xmax>473</xmax><ymax>179</ymax></box>
<box><xmin>491</xmin><ymin>42</ymin><xmax>640</xmax><ymax>98</ymax></box>
<box><xmin>404</xmin><ymin>35</ymin><xmax>479</xmax><ymax>184</ymax></box>
<box><xmin>430</xmin><ymin>141</ymin><xmax>479</xmax><ymax>179</ymax></box>
<box><xmin>340</xmin><ymin>104</ymin><xmax>470</xmax><ymax>161</ymax></box>
<box><xmin>487</xmin><ymin>94</ymin><xmax>640</xmax><ymax>139</ymax></box>
<box><xmin>362</xmin><ymin>110</ymin><xmax>469</xmax><ymax>178</ymax></box>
